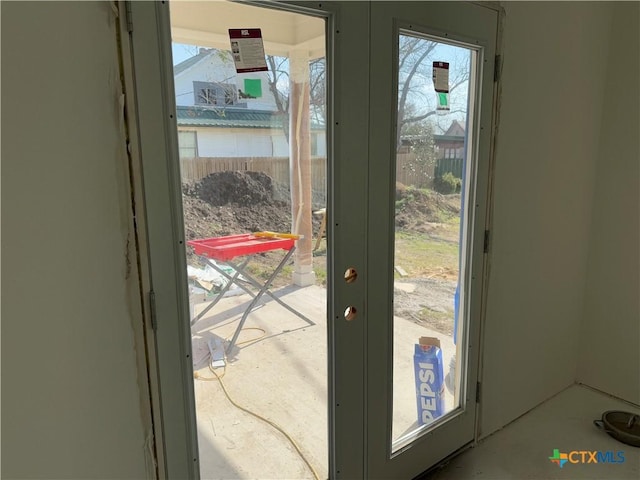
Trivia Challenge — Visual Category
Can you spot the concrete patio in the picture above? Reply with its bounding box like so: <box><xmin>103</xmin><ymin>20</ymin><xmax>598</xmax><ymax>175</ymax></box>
<box><xmin>190</xmin><ymin>284</ymin><xmax>457</xmax><ymax>479</ymax></box>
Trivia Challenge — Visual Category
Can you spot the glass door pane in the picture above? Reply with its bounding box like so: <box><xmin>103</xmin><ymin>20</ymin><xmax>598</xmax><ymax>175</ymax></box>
<box><xmin>391</xmin><ymin>32</ymin><xmax>478</xmax><ymax>450</ymax></box>
<box><xmin>169</xmin><ymin>2</ymin><xmax>328</xmax><ymax>478</ymax></box>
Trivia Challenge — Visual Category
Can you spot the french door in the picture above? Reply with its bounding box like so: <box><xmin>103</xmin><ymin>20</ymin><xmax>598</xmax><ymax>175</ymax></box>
<box><xmin>365</xmin><ymin>2</ymin><xmax>497</xmax><ymax>478</ymax></box>
<box><xmin>126</xmin><ymin>1</ymin><xmax>497</xmax><ymax>478</ymax></box>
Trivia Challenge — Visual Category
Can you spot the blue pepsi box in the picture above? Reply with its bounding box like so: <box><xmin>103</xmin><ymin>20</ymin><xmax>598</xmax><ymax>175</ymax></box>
<box><xmin>414</xmin><ymin>336</ymin><xmax>445</xmax><ymax>425</ymax></box>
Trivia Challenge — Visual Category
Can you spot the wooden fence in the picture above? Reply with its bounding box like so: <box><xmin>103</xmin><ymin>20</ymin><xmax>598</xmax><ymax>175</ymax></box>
<box><xmin>180</xmin><ymin>154</ymin><xmax>439</xmax><ymax>201</ymax></box>
<box><xmin>180</xmin><ymin>156</ymin><xmax>327</xmax><ymax>203</ymax></box>
<box><xmin>395</xmin><ymin>153</ymin><xmax>435</xmax><ymax>188</ymax></box>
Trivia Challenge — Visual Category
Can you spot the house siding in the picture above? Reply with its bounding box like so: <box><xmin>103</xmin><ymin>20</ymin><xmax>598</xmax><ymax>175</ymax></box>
<box><xmin>174</xmin><ymin>49</ymin><xmax>279</xmax><ymax>111</ymax></box>
<box><xmin>178</xmin><ymin>126</ymin><xmax>326</xmax><ymax>158</ymax></box>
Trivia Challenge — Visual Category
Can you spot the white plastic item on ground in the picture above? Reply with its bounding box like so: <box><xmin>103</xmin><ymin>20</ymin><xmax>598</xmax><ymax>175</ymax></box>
<box><xmin>187</xmin><ymin>263</ymin><xmax>245</xmax><ymax>299</ymax></box>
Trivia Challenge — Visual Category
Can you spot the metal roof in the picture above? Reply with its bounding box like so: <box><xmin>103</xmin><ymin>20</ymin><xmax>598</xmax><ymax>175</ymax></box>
<box><xmin>176</xmin><ymin>105</ymin><xmax>324</xmax><ymax>130</ymax></box>
<box><xmin>434</xmin><ymin>134</ymin><xmax>465</xmax><ymax>143</ymax></box>
<box><xmin>173</xmin><ymin>49</ymin><xmax>214</xmax><ymax>75</ymax></box>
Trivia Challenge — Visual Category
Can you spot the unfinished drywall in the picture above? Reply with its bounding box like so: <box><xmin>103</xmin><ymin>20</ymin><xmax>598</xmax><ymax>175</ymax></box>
<box><xmin>577</xmin><ymin>2</ymin><xmax>640</xmax><ymax>405</ymax></box>
<box><xmin>1</xmin><ymin>2</ymin><xmax>151</xmax><ymax>478</ymax></box>
<box><xmin>480</xmin><ymin>1</ymin><xmax>613</xmax><ymax>437</ymax></box>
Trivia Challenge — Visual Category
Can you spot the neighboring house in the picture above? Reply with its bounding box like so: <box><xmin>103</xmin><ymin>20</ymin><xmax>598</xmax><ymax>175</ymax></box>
<box><xmin>174</xmin><ymin>48</ymin><xmax>279</xmax><ymax>110</ymax></box>
<box><xmin>434</xmin><ymin>120</ymin><xmax>465</xmax><ymax>159</ymax></box>
<box><xmin>177</xmin><ymin>105</ymin><xmax>326</xmax><ymax>157</ymax></box>
<box><xmin>174</xmin><ymin>48</ymin><xmax>326</xmax><ymax>158</ymax></box>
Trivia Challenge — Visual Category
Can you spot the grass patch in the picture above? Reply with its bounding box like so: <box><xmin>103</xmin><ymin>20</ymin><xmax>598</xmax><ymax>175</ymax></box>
<box><xmin>419</xmin><ymin>308</ymin><xmax>453</xmax><ymax>323</ymax></box>
<box><xmin>395</xmin><ymin>232</ymin><xmax>459</xmax><ymax>280</ymax></box>
<box><xmin>315</xmin><ymin>268</ymin><xmax>327</xmax><ymax>286</ymax></box>
<box><xmin>245</xmin><ymin>253</ymin><xmax>327</xmax><ymax>288</ymax></box>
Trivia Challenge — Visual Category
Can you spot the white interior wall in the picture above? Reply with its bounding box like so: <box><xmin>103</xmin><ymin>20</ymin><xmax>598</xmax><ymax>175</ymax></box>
<box><xmin>480</xmin><ymin>1</ymin><xmax>614</xmax><ymax>437</ymax></box>
<box><xmin>578</xmin><ymin>2</ymin><xmax>640</xmax><ymax>405</ymax></box>
<box><xmin>1</xmin><ymin>2</ymin><xmax>151</xmax><ymax>478</ymax></box>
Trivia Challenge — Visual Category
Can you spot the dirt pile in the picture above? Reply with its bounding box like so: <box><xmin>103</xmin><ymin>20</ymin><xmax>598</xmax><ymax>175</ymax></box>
<box><xmin>182</xmin><ymin>171</ymin><xmax>295</xmax><ymax>245</ymax></box>
<box><xmin>182</xmin><ymin>174</ymin><xmax>461</xmax><ymax>243</ymax></box>
<box><xmin>395</xmin><ymin>183</ymin><xmax>461</xmax><ymax>232</ymax></box>
<box><xmin>183</xmin><ymin>171</ymin><xmax>275</xmax><ymax>207</ymax></box>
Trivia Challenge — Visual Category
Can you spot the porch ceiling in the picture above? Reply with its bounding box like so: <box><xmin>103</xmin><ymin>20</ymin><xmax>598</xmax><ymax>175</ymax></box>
<box><xmin>170</xmin><ymin>0</ymin><xmax>325</xmax><ymax>58</ymax></box>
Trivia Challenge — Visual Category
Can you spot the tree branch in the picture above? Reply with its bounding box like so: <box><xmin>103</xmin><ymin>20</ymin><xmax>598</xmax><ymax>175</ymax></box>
<box><xmin>266</xmin><ymin>55</ymin><xmax>288</xmax><ymax>115</ymax></box>
<box><xmin>402</xmin><ymin>108</ymin><xmax>466</xmax><ymax>126</ymax></box>
<box><xmin>397</xmin><ymin>42</ymin><xmax>436</xmax><ymax>146</ymax></box>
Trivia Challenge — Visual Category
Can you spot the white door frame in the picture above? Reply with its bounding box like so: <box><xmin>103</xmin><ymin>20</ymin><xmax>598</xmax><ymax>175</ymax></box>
<box><xmin>122</xmin><ymin>1</ymin><xmax>500</xmax><ymax>478</ymax></box>
<box><xmin>124</xmin><ymin>2</ymin><xmax>199</xmax><ymax>478</ymax></box>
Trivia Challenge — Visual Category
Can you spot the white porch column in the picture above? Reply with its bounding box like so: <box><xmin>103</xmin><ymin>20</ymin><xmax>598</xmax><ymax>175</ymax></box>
<box><xmin>289</xmin><ymin>49</ymin><xmax>315</xmax><ymax>287</ymax></box>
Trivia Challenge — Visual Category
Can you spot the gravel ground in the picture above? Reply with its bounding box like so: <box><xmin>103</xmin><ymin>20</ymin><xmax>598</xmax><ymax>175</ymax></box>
<box><xmin>394</xmin><ymin>278</ymin><xmax>457</xmax><ymax>336</ymax></box>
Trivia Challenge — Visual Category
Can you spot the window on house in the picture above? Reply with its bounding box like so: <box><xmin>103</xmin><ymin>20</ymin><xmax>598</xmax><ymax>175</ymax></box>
<box><xmin>193</xmin><ymin>81</ymin><xmax>237</xmax><ymax>106</ymax></box>
<box><xmin>178</xmin><ymin>130</ymin><xmax>198</xmax><ymax>158</ymax></box>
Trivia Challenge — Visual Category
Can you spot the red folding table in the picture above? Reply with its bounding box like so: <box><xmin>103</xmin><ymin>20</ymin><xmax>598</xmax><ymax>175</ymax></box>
<box><xmin>187</xmin><ymin>233</ymin><xmax>314</xmax><ymax>354</ymax></box>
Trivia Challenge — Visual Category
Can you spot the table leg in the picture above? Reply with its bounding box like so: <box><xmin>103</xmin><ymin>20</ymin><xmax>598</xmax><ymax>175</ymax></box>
<box><xmin>226</xmin><ymin>247</ymin><xmax>297</xmax><ymax>354</ymax></box>
<box><xmin>190</xmin><ymin>257</ymin><xmax>251</xmax><ymax>326</ymax></box>
<box><xmin>205</xmin><ymin>257</ymin><xmax>256</xmax><ymax>298</ymax></box>
<box><xmin>228</xmin><ymin>259</ymin><xmax>314</xmax><ymax>326</ymax></box>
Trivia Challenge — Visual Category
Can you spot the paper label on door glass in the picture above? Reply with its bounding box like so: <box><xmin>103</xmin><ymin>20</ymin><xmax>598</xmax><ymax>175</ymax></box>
<box><xmin>437</xmin><ymin>92</ymin><xmax>450</xmax><ymax>112</ymax></box>
<box><xmin>432</xmin><ymin>61</ymin><xmax>450</xmax><ymax>93</ymax></box>
<box><xmin>229</xmin><ymin>29</ymin><xmax>268</xmax><ymax>73</ymax></box>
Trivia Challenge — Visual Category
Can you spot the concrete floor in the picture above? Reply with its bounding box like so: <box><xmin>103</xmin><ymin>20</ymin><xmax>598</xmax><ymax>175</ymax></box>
<box><xmin>191</xmin><ymin>287</ymin><xmax>638</xmax><ymax>480</ymax></box>
<box><xmin>190</xmin><ymin>284</ymin><xmax>457</xmax><ymax>480</ymax></box>
<box><xmin>429</xmin><ymin>384</ymin><xmax>640</xmax><ymax>480</ymax></box>
<box><xmin>191</xmin><ymin>285</ymin><xmax>330</xmax><ymax>480</ymax></box>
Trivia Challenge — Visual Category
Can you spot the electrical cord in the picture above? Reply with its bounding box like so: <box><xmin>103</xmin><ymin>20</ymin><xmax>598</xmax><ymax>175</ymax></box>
<box><xmin>232</xmin><ymin>327</ymin><xmax>267</xmax><ymax>347</ymax></box>
<box><xmin>193</xmin><ymin>329</ymin><xmax>321</xmax><ymax>480</ymax></box>
<box><xmin>194</xmin><ymin>328</ymin><xmax>266</xmax><ymax>382</ymax></box>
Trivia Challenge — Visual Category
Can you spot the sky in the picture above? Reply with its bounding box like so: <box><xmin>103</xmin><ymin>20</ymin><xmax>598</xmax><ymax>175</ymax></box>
<box><xmin>172</xmin><ymin>43</ymin><xmax>200</xmax><ymax>66</ymax></box>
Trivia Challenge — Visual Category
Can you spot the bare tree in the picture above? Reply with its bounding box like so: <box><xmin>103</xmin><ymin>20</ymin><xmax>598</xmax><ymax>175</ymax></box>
<box><xmin>309</xmin><ymin>57</ymin><xmax>326</xmax><ymax>125</ymax></box>
<box><xmin>270</xmin><ymin>37</ymin><xmax>468</xmax><ymax>148</ymax></box>
<box><xmin>265</xmin><ymin>55</ymin><xmax>291</xmax><ymax>140</ymax></box>
<box><xmin>266</xmin><ymin>55</ymin><xmax>327</xmax><ymax>142</ymax></box>
<box><xmin>396</xmin><ymin>35</ymin><xmax>469</xmax><ymax>148</ymax></box>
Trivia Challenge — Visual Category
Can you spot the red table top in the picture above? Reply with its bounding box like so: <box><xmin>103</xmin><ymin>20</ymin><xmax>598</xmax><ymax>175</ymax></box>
<box><xmin>187</xmin><ymin>234</ymin><xmax>296</xmax><ymax>262</ymax></box>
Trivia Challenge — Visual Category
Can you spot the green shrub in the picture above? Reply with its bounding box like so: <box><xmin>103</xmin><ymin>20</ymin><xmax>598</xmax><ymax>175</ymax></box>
<box><xmin>434</xmin><ymin>172</ymin><xmax>462</xmax><ymax>194</ymax></box>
